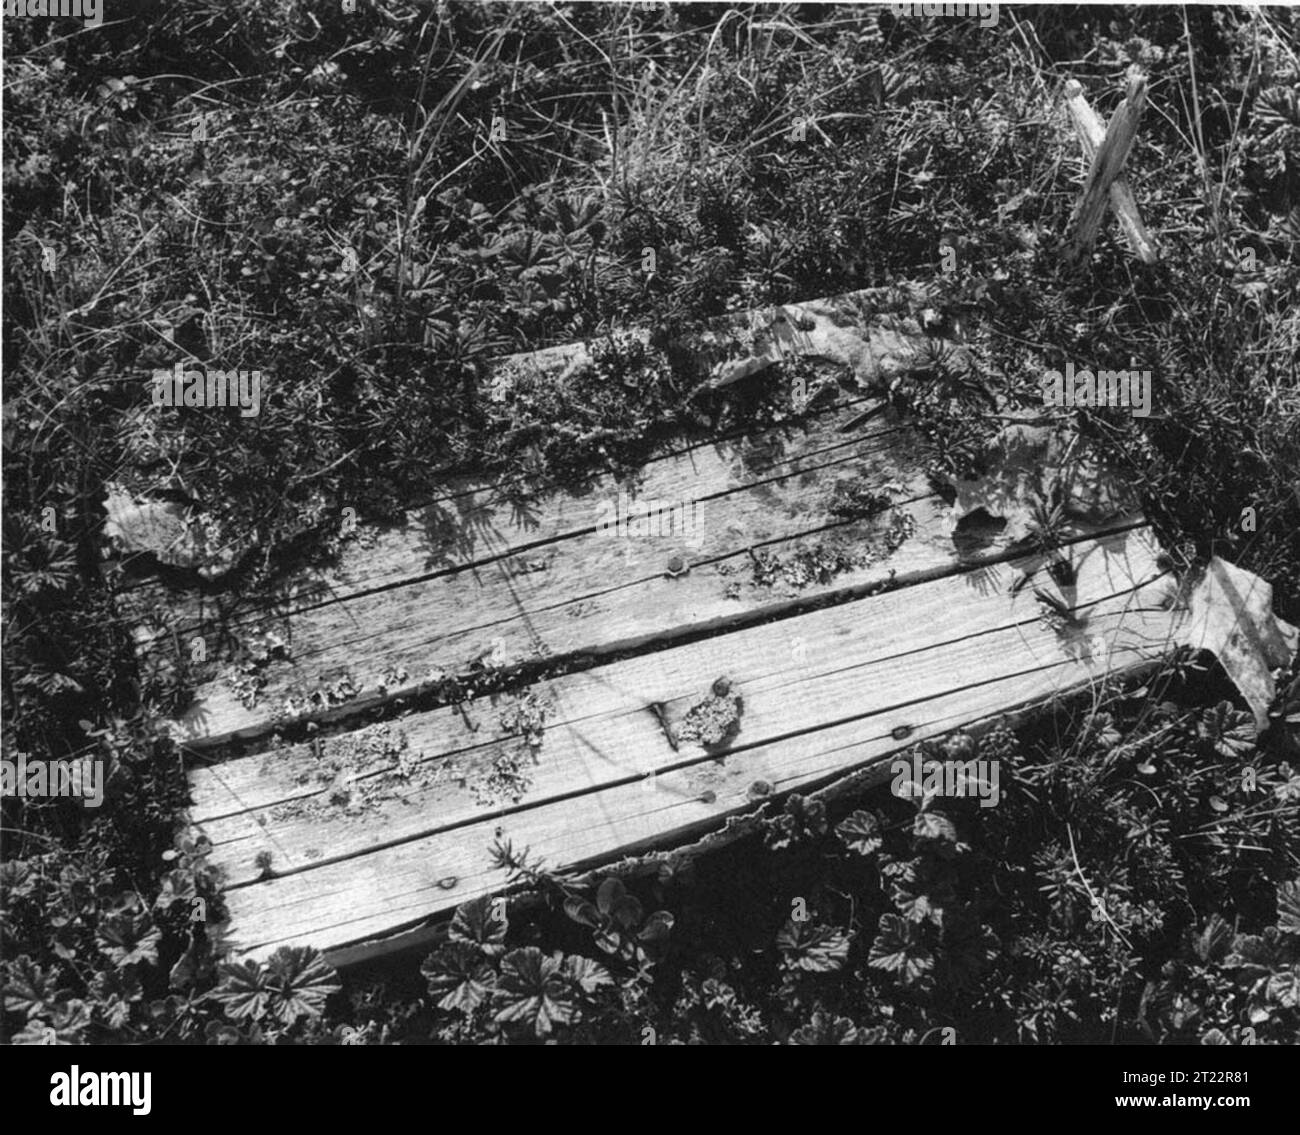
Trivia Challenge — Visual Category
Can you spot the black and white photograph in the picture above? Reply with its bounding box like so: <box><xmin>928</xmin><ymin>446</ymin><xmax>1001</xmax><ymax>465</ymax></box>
<box><xmin>2</xmin><ymin>0</ymin><xmax>1298</xmax><ymax>1085</ymax></box>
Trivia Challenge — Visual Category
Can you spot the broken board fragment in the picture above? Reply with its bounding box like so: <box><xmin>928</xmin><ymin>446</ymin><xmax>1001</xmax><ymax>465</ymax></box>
<box><xmin>1179</xmin><ymin>557</ymin><xmax>1300</xmax><ymax>729</ymax></box>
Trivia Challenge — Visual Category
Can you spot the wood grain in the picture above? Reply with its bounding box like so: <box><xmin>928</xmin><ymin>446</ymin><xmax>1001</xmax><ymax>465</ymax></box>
<box><xmin>206</xmin><ymin>527</ymin><xmax>1182</xmax><ymax>959</ymax></box>
<box><xmin>1067</xmin><ymin>69</ymin><xmax>1150</xmax><ymax>265</ymax></box>
<box><xmin>162</xmin><ymin>402</ymin><xmax>933</xmax><ymax>746</ymax></box>
<box><xmin>1063</xmin><ymin>78</ymin><xmax>1158</xmax><ymax>264</ymax></box>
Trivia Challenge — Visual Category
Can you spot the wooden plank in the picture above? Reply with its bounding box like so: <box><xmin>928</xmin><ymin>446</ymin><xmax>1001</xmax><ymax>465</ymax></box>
<box><xmin>171</xmin><ymin>485</ymin><xmax>1138</xmax><ymax>752</ymax></box>
<box><xmin>193</xmin><ymin>524</ymin><xmax>1161</xmax><ymax>873</ymax></box>
<box><xmin>121</xmin><ymin>286</ymin><xmax>956</xmax><ymax>732</ymax></box>
<box><xmin>222</xmin><ymin>616</ymin><xmax>1176</xmax><ymax>961</ymax></box>
<box><xmin>124</xmin><ymin>388</ymin><xmax>884</xmax><ymax>644</ymax></box>
<box><xmin>121</xmin><ymin>282</ymin><xmax>936</xmax><ymax>616</ymax></box>
<box><xmin>207</xmin><ymin>527</ymin><xmax>1179</xmax><ymax>958</ymax></box>
<box><xmin>117</xmin><ymin>382</ymin><xmax>875</xmax><ymax>611</ymax></box>
<box><xmin>151</xmin><ymin>412</ymin><xmax>1142</xmax><ymax>749</ymax></box>
<box><xmin>1067</xmin><ymin>69</ymin><xmax>1149</xmax><ymax>265</ymax></box>
<box><xmin>1063</xmin><ymin>78</ymin><xmax>1158</xmax><ymax>264</ymax></box>
<box><xmin>157</xmin><ymin>403</ymin><xmax>934</xmax><ymax>745</ymax></box>
<box><xmin>494</xmin><ymin>284</ymin><xmax>934</xmax><ymax>397</ymax></box>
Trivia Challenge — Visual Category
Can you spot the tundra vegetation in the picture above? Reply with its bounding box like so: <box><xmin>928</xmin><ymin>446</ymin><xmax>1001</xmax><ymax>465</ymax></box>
<box><xmin>2</xmin><ymin>2</ymin><xmax>1297</xmax><ymax>1044</ymax></box>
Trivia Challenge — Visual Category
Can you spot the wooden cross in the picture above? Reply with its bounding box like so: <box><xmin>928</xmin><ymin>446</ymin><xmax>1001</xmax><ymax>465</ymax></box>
<box><xmin>1064</xmin><ymin>69</ymin><xmax>1159</xmax><ymax>266</ymax></box>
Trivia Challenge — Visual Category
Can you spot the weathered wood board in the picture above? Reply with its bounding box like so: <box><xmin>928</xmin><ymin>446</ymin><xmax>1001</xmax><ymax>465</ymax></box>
<box><xmin>132</xmin><ymin>390</ymin><xmax>1143</xmax><ymax>751</ymax></box>
<box><xmin>213</xmin><ymin>525</ymin><xmax>1179</xmax><ymax>960</ymax></box>
<box><xmin>117</xmin><ymin>285</ymin><xmax>1226</xmax><ymax>966</ymax></box>
<box><xmin>121</xmin><ymin>287</ymin><xmax>953</xmax><ymax>751</ymax></box>
<box><xmin>193</xmin><ymin>525</ymin><xmax>1164</xmax><ymax>875</ymax></box>
<box><xmin>133</xmin><ymin>396</ymin><xmax>927</xmax><ymax>747</ymax></box>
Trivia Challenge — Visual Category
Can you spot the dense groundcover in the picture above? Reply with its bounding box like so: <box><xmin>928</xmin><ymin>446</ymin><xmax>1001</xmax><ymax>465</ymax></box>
<box><xmin>2</xmin><ymin>2</ymin><xmax>1298</xmax><ymax>1044</ymax></box>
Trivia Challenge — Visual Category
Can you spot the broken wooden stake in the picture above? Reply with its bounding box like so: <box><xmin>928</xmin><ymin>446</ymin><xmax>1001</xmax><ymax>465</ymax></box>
<box><xmin>1065</xmin><ymin>69</ymin><xmax>1156</xmax><ymax>266</ymax></box>
<box><xmin>1063</xmin><ymin>79</ymin><xmax>1160</xmax><ymax>264</ymax></box>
